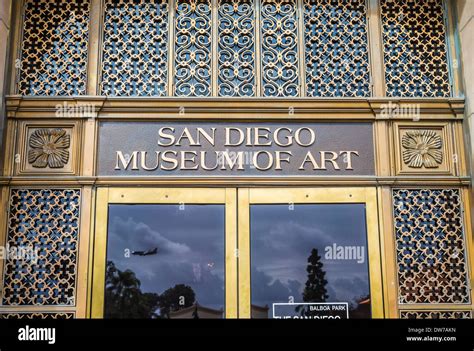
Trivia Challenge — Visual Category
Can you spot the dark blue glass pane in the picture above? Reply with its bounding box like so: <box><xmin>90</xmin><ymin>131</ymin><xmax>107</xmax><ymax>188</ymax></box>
<box><xmin>105</xmin><ymin>204</ymin><xmax>225</xmax><ymax>319</ymax></box>
<box><xmin>251</xmin><ymin>204</ymin><xmax>371</xmax><ymax>319</ymax></box>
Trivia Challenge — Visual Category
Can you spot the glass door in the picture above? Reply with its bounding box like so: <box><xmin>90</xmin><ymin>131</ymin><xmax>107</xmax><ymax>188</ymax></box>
<box><xmin>90</xmin><ymin>187</ymin><xmax>383</xmax><ymax>319</ymax></box>
<box><xmin>238</xmin><ymin>188</ymin><xmax>384</xmax><ymax>319</ymax></box>
<box><xmin>91</xmin><ymin>188</ymin><xmax>237</xmax><ymax>318</ymax></box>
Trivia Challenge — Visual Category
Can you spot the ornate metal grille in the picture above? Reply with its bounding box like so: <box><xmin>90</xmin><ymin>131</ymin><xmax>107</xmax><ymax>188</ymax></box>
<box><xmin>174</xmin><ymin>0</ymin><xmax>212</xmax><ymax>96</ymax></box>
<box><xmin>17</xmin><ymin>1</ymin><xmax>453</xmax><ymax>98</ymax></box>
<box><xmin>0</xmin><ymin>312</ymin><xmax>75</xmax><ymax>319</ymax></box>
<box><xmin>2</xmin><ymin>189</ymin><xmax>81</xmax><ymax>306</ymax></box>
<box><xmin>101</xmin><ymin>0</ymin><xmax>169</xmax><ymax>96</ymax></box>
<box><xmin>18</xmin><ymin>0</ymin><xmax>90</xmax><ymax>96</ymax></box>
<box><xmin>380</xmin><ymin>0</ymin><xmax>451</xmax><ymax>97</ymax></box>
<box><xmin>217</xmin><ymin>0</ymin><xmax>256</xmax><ymax>97</ymax></box>
<box><xmin>393</xmin><ymin>189</ymin><xmax>470</xmax><ymax>304</ymax></box>
<box><xmin>400</xmin><ymin>311</ymin><xmax>472</xmax><ymax>319</ymax></box>
<box><xmin>303</xmin><ymin>0</ymin><xmax>370</xmax><ymax>97</ymax></box>
<box><xmin>260</xmin><ymin>0</ymin><xmax>300</xmax><ymax>97</ymax></box>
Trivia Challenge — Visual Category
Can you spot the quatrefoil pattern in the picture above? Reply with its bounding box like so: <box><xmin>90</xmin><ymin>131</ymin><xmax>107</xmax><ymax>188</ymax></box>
<box><xmin>303</xmin><ymin>0</ymin><xmax>371</xmax><ymax>97</ymax></box>
<box><xmin>381</xmin><ymin>0</ymin><xmax>451</xmax><ymax>97</ymax></box>
<box><xmin>0</xmin><ymin>313</ymin><xmax>75</xmax><ymax>319</ymax></box>
<box><xmin>2</xmin><ymin>189</ymin><xmax>81</xmax><ymax>306</ymax></box>
<box><xmin>19</xmin><ymin>0</ymin><xmax>90</xmax><ymax>96</ymax></box>
<box><xmin>400</xmin><ymin>311</ymin><xmax>471</xmax><ymax>319</ymax></box>
<box><xmin>393</xmin><ymin>189</ymin><xmax>470</xmax><ymax>304</ymax></box>
<box><xmin>101</xmin><ymin>0</ymin><xmax>169</xmax><ymax>96</ymax></box>
<box><xmin>17</xmin><ymin>1</ymin><xmax>452</xmax><ymax>98</ymax></box>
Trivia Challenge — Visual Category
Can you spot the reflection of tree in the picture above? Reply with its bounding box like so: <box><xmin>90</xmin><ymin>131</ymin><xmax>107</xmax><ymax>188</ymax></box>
<box><xmin>158</xmin><ymin>284</ymin><xmax>196</xmax><ymax>318</ymax></box>
<box><xmin>297</xmin><ymin>248</ymin><xmax>328</xmax><ymax>316</ymax></box>
<box><xmin>105</xmin><ymin>261</ymin><xmax>159</xmax><ymax>318</ymax></box>
<box><xmin>303</xmin><ymin>248</ymin><xmax>328</xmax><ymax>302</ymax></box>
<box><xmin>105</xmin><ymin>262</ymin><xmax>198</xmax><ymax>318</ymax></box>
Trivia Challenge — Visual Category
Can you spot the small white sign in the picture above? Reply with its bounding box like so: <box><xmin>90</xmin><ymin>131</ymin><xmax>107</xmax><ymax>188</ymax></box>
<box><xmin>273</xmin><ymin>302</ymin><xmax>349</xmax><ymax>319</ymax></box>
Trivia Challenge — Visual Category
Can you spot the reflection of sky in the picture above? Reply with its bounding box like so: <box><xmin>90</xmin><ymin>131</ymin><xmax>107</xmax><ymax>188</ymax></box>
<box><xmin>250</xmin><ymin>204</ymin><xmax>371</xmax><ymax>317</ymax></box>
<box><xmin>106</xmin><ymin>205</ymin><xmax>225</xmax><ymax>311</ymax></box>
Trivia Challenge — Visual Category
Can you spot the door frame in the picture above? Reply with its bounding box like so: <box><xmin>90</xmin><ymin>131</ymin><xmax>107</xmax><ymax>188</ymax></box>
<box><xmin>89</xmin><ymin>186</ymin><xmax>384</xmax><ymax>319</ymax></box>
<box><xmin>237</xmin><ymin>187</ymin><xmax>384</xmax><ymax>318</ymax></box>
<box><xmin>90</xmin><ymin>187</ymin><xmax>238</xmax><ymax>318</ymax></box>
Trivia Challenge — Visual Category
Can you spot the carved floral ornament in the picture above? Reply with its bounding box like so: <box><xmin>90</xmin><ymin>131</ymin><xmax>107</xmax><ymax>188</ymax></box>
<box><xmin>401</xmin><ymin>130</ymin><xmax>443</xmax><ymax>169</ymax></box>
<box><xmin>28</xmin><ymin>129</ymin><xmax>71</xmax><ymax>168</ymax></box>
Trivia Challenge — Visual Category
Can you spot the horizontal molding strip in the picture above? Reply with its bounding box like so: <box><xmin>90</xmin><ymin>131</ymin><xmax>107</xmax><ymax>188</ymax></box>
<box><xmin>5</xmin><ymin>96</ymin><xmax>466</xmax><ymax>120</ymax></box>
<box><xmin>0</xmin><ymin>176</ymin><xmax>471</xmax><ymax>187</ymax></box>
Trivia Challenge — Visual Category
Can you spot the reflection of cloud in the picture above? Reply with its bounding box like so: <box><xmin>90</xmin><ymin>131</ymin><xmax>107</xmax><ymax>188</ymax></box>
<box><xmin>287</xmin><ymin>280</ymin><xmax>301</xmax><ymax>300</ymax></box>
<box><xmin>106</xmin><ymin>206</ymin><xmax>225</xmax><ymax>310</ymax></box>
<box><xmin>252</xmin><ymin>267</ymin><xmax>302</xmax><ymax>305</ymax></box>
<box><xmin>110</xmin><ymin>216</ymin><xmax>191</xmax><ymax>256</ymax></box>
<box><xmin>326</xmin><ymin>285</ymin><xmax>337</xmax><ymax>301</ymax></box>
<box><xmin>261</xmin><ymin>220</ymin><xmax>334</xmax><ymax>255</ymax></box>
<box><xmin>193</xmin><ymin>263</ymin><xmax>202</xmax><ymax>283</ymax></box>
<box><xmin>252</xmin><ymin>264</ymin><xmax>370</xmax><ymax>316</ymax></box>
<box><xmin>251</xmin><ymin>204</ymin><xmax>371</xmax><ymax>313</ymax></box>
<box><xmin>331</xmin><ymin>276</ymin><xmax>369</xmax><ymax>305</ymax></box>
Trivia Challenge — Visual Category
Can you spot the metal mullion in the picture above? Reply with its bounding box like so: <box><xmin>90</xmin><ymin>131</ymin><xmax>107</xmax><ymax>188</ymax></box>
<box><xmin>167</xmin><ymin>0</ymin><xmax>176</xmax><ymax>96</ymax></box>
<box><xmin>212</xmin><ymin>0</ymin><xmax>219</xmax><ymax>97</ymax></box>
<box><xmin>297</xmin><ymin>0</ymin><xmax>306</xmax><ymax>97</ymax></box>
<box><xmin>86</xmin><ymin>0</ymin><xmax>104</xmax><ymax>96</ymax></box>
<box><xmin>255</xmin><ymin>0</ymin><xmax>262</xmax><ymax>97</ymax></box>
<box><xmin>367</xmin><ymin>0</ymin><xmax>386</xmax><ymax>97</ymax></box>
<box><xmin>237</xmin><ymin>188</ymin><xmax>251</xmax><ymax>318</ymax></box>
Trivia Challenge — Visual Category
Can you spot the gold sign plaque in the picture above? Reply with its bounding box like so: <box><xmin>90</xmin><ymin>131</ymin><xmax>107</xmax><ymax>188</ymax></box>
<box><xmin>98</xmin><ymin>122</ymin><xmax>375</xmax><ymax>176</ymax></box>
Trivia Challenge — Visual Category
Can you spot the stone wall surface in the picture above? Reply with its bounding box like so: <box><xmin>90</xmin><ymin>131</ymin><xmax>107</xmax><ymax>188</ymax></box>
<box><xmin>457</xmin><ymin>0</ymin><xmax>474</xmax><ymax>182</ymax></box>
<box><xmin>0</xmin><ymin>0</ymin><xmax>11</xmax><ymax>171</ymax></box>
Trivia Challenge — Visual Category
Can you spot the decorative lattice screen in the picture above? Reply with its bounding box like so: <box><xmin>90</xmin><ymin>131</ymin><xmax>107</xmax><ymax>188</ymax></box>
<box><xmin>393</xmin><ymin>189</ymin><xmax>470</xmax><ymax>305</ymax></box>
<box><xmin>2</xmin><ymin>189</ymin><xmax>81</xmax><ymax>306</ymax></box>
<box><xmin>380</xmin><ymin>0</ymin><xmax>451</xmax><ymax>97</ymax></box>
<box><xmin>19</xmin><ymin>0</ymin><xmax>90</xmax><ymax>96</ymax></box>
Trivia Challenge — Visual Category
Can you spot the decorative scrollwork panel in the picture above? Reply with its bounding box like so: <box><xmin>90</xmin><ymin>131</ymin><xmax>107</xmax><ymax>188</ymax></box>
<box><xmin>218</xmin><ymin>0</ymin><xmax>256</xmax><ymax>97</ymax></box>
<box><xmin>260</xmin><ymin>0</ymin><xmax>300</xmax><ymax>97</ymax></box>
<box><xmin>19</xmin><ymin>0</ymin><xmax>90</xmax><ymax>96</ymax></box>
<box><xmin>303</xmin><ymin>0</ymin><xmax>371</xmax><ymax>97</ymax></box>
<box><xmin>400</xmin><ymin>311</ymin><xmax>472</xmax><ymax>319</ymax></box>
<box><xmin>393</xmin><ymin>189</ymin><xmax>470</xmax><ymax>304</ymax></box>
<box><xmin>381</xmin><ymin>0</ymin><xmax>451</xmax><ymax>97</ymax></box>
<box><xmin>2</xmin><ymin>189</ymin><xmax>81</xmax><ymax>306</ymax></box>
<box><xmin>101</xmin><ymin>0</ymin><xmax>169</xmax><ymax>96</ymax></box>
<box><xmin>174</xmin><ymin>0</ymin><xmax>212</xmax><ymax>97</ymax></box>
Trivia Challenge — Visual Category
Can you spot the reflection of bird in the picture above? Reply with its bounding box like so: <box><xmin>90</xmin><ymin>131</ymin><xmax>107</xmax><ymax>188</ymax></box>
<box><xmin>132</xmin><ymin>247</ymin><xmax>158</xmax><ymax>256</ymax></box>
